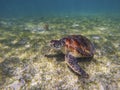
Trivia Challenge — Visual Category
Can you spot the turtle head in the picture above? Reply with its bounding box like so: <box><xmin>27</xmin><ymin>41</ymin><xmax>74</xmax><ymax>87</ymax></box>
<box><xmin>50</xmin><ymin>40</ymin><xmax>62</xmax><ymax>49</ymax></box>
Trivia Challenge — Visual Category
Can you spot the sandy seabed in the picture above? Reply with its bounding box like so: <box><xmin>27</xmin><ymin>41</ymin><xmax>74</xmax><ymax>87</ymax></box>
<box><xmin>0</xmin><ymin>15</ymin><xmax>120</xmax><ymax>90</ymax></box>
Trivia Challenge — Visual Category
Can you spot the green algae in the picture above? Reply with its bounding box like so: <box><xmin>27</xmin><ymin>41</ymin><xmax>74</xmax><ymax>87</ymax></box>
<box><xmin>0</xmin><ymin>16</ymin><xmax>120</xmax><ymax>90</ymax></box>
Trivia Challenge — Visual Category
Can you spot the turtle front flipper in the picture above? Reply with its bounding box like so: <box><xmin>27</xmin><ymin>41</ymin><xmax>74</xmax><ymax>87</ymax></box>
<box><xmin>65</xmin><ymin>53</ymin><xmax>89</xmax><ymax>78</ymax></box>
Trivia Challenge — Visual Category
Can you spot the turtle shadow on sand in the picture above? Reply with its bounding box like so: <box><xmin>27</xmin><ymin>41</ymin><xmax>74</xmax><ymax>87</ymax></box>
<box><xmin>45</xmin><ymin>53</ymin><xmax>95</xmax><ymax>62</ymax></box>
<box><xmin>45</xmin><ymin>51</ymin><xmax>96</xmax><ymax>62</ymax></box>
<box><xmin>45</xmin><ymin>52</ymin><xmax>65</xmax><ymax>62</ymax></box>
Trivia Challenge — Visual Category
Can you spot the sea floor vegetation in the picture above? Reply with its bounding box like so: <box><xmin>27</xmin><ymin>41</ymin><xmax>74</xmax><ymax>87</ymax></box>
<box><xmin>0</xmin><ymin>15</ymin><xmax>120</xmax><ymax>90</ymax></box>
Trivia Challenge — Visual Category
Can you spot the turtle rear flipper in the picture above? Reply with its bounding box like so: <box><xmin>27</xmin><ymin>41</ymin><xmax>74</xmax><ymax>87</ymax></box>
<box><xmin>65</xmin><ymin>53</ymin><xmax>89</xmax><ymax>78</ymax></box>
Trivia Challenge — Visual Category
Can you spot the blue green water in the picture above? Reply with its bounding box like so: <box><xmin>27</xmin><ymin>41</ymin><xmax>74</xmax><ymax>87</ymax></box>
<box><xmin>0</xmin><ymin>0</ymin><xmax>120</xmax><ymax>17</ymax></box>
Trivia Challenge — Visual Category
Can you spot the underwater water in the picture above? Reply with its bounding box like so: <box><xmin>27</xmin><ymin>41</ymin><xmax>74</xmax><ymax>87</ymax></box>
<box><xmin>0</xmin><ymin>0</ymin><xmax>120</xmax><ymax>90</ymax></box>
<box><xmin>0</xmin><ymin>0</ymin><xmax>120</xmax><ymax>17</ymax></box>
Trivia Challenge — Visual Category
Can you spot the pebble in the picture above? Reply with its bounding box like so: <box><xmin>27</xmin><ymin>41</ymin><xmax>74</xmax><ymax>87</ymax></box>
<box><xmin>25</xmin><ymin>44</ymin><xmax>30</xmax><ymax>48</ymax></box>
<box><xmin>92</xmin><ymin>36</ymin><xmax>100</xmax><ymax>40</ymax></box>
<box><xmin>72</xmin><ymin>23</ymin><xmax>79</xmax><ymax>27</ymax></box>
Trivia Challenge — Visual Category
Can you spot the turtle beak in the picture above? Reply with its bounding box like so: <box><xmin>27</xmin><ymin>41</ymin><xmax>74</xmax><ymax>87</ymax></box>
<box><xmin>49</xmin><ymin>40</ymin><xmax>54</xmax><ymax>47</ymax></box>
<box><xmin>49</xmin><ymin>43</ymin><xmax>54</xmax><ymax>48</ymax></box>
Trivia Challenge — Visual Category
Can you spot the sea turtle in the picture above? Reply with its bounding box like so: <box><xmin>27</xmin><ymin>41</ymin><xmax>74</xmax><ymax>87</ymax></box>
<box><xmin>50</xmin><ymin>35</ymin><xmax>95</xmax><ymax>78</ymax></box>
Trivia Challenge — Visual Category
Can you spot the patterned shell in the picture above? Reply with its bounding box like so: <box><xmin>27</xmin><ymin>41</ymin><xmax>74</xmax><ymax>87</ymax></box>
<box><xmin>62</xmin><ymin>35</ymin><xmax>95</xmax><ymax>57</ymax></box>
